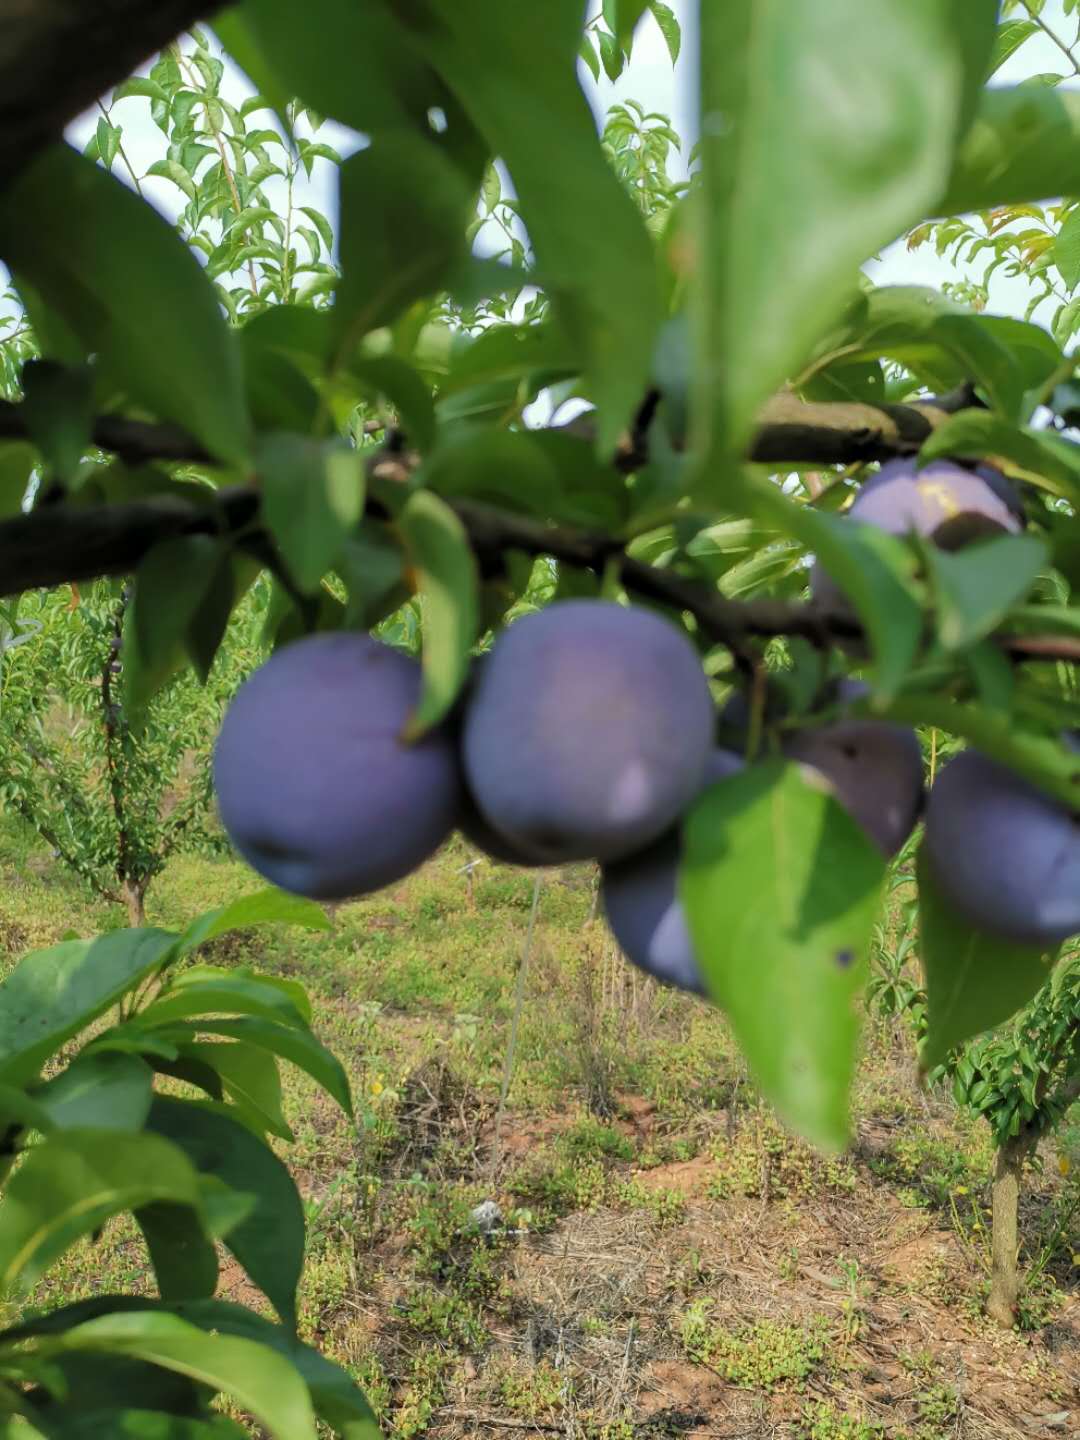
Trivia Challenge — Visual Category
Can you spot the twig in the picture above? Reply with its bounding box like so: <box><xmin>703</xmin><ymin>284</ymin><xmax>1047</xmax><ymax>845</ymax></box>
<box><xmin>435</xmin><ymin>1412</ymin><xmax>560</xmax><ymax>1434</ymax></box>
<box><xmin>1021</xmin><ymin>0</ymin><xmax>1080</xmax><ymax>78</ymax></box>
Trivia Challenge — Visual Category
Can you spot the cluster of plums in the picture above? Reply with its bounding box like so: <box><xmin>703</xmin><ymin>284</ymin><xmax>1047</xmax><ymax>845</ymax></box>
<box><xmin>213</xmin><ymin>457</ymin><xmax>1080</xmax><ymax>995</ymax></box>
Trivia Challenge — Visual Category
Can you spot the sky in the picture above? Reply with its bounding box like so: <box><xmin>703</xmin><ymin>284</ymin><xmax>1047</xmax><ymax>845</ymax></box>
<box><xmin>54</xmin><ymin>1</ymin><xmax>1080</xmax><ymax>325</ymax></box>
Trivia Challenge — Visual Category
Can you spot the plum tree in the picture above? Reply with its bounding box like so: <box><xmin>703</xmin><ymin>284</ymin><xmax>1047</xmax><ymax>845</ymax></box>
<box><xmin>813</xmin><ymin>458</ymin><xmax>1024</xmax><ymax>613</ymax></box>
<box><xmin>462</xmin><ymin>600</ymin><xmax>715</xmax><ymax>864</ymax></box>
<box><xmin>601</xmin><ymin>749</ymin><xmax>745</xmax><ymax>992</ymax></box>
<box><xmin>924</xmin><ymin>748</ymin><xmax>1080</xmax><ymax>945</ymax></box>
<box><xmin>722</xmin><ymin>681</ymin><xmax>924</xmax><ymax>857</ymax></box>
<box><xmin>214</xmin><ymin>632</ymin><xmax>461</xmax><ymax>899</ymax></box>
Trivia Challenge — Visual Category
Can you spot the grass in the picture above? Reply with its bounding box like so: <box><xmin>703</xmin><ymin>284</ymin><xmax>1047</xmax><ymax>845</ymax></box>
<box><xmin>0</xmin><ymin>811</ymin><xmax>1077</xmax><ymax>1439</ymax></box>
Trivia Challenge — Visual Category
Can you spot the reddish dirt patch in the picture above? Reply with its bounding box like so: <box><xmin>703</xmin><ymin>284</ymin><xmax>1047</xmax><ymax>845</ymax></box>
<box><xmin>632</xmin><ymin>1157</ymin><xmax>716</xmax><ymax>1199</ymax></box>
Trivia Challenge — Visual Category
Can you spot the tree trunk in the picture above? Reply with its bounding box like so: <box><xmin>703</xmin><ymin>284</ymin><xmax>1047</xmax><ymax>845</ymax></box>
<box><xmin>987</xmin><ymin>1133</ymin><xmax>1033</xmax><ymax>1328</ymax></box>
<box><xmin>122</xmin><ymin>879</ymin><xmax>147</xmax><ymax>928</ymax></box>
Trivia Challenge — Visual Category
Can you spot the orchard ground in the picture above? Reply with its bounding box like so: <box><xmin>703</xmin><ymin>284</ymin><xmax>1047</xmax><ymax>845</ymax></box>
<box><xmin>0</xmin><ymin>816</ymin><xmax>1076</xmax><ymax>1440</ymax></box>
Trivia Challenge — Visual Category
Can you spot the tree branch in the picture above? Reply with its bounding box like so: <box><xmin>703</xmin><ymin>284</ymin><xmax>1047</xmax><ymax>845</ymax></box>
<box><xmin>0</xmin><ymin>2</ymin><xmax>227</xmax><ymax>190</ymax></box>
<box><xmin>0</xmin><ymin>385</ymin><xmax>1067</xmax><ymax>663</ymax></box>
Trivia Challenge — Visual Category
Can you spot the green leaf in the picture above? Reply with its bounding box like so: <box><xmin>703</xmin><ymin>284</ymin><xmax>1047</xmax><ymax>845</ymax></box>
<box><xmin>146</xmin><ymin>1100</ymin><xmax>305</xmax><ymax>1331</ymax></box>
<box><xmin>177</xmin><ymin>1300</ymin><xmax>382</xmax><ymax>1440</ymax></box>
<box><xmin>0</xmin><ymin>1130</ymin><xmax>206</xmax><ymax>1292</ymax></box>
<box><xmin>916</xmin><ymin>846</ymin><xmax>1056</xmax><ymax>1069</ymax></box>
<box><xmin>298</xmin><ymin>205</ymin><xmax>334</xmax><ymax>256</ymax></box>
<box><xmin>441</xmin><ymin>322</ymin><xmax>578</xmax><ymax>397</ymax></box>
<box><xmin>1056</xmin><ymin>207</ymin><xmax>1080</xmax><ymax>291</ymax></box>
<box><xmin>19</xmin><ymin>360</ymin><xmax>94</xmax><ymax>483</ymax></box>
<box><xmin>930</xmin><ymin>314</ymin><xmax>1025</xmax><ymax>421</ymax></box>
<box><xmin>187</xmin><ymin>552</ymin><xmax>247</xmax><ymax>684</ymax></box>
<box><xmin>33</xmin><ymin>1052</ymin><xmax>154</xmax><ymax>1133</ymax></box>
<box><xmin>0</xmin><ymin>929</ymin><xmax>178</xmax><ymax>1087</ymax></box>
<box><xmin>135</xmin><ymin>1201</ymin><xmax>220</xmax><ymax>1303</ymax></box>
<box><xmin>918</xmin><ymin>411</ymin><xmax>1080</xmax><ymax>501</ymax></box>
<box><xmin>694</xmin><ymin>1</ymin><xmax>999</xmax><ymax>459</ymax></box>
<box><xmin>181</xmin><ymin>1041</ymin><xmax>291</xmax><ymax>1140</ymax></box>
<box><xmin>218</xmin><ymin>0</ymin><xmax>444</xmax><ymax>139</ymax></box>
<box><xmin>339</xmin><ymin>527</ymin><xmax>408</xmax><ymax>629</ymax></box>
<box><xmin>4</xmin><ymin>1297</ymin><xmax>381</xmax><ymax>1440</ymax></box>
<box><xmin>241</xmin><ymin>341</ymin><xmax>321</xmax><ymax>434</ymax></box>
<box><xmin>258</xmin><ymin>433</ymin><xmax>365</xmax><ymax>593</ymax></box>
<box><xmin>145</xmin><ymin>159</ymin><xmax>198</xmax><ymax>203</ymax></box>
<box><xmin>346</xmin><ymin>355</ymin><xmax>437</xmax><ymax>453</ymax></box>
<box><xmin>0</xmin><ymin>144</ymin><xmax>251</xmax><ymax>466</ymax></box>
<box><xmin>924</xmin><ymin>533</ymin><xmax>1048</xmax><ymax>651</ymax></box>
<box><xmin>748</xmin><ymin>477</ymin><xmax>922</xmax><ymax>702</ymax></box>
<box><xmin>52</xmin><ymin>1312</ymin><xmax>316</xmax><ymax>1440</ymax></box>
<box><xmin>410</xmin><ymin>0</ymin><xmax>660</xmax><ymax>453</ymax></box>
<box><xmin>647</xmin><ymin>1</ymin><xmax>682</xmax><ymax>63</ymax></box>
<box><xmin>22</xmin><ymin>1412</ymin><xmax>248</xmax><ymax>1440</ymax></box>
<box><xmin>112</xmin><ymin>77</ymin><xmax>171</xmax><ymax>105</ymax></box>
<box><xmin>681</xmin><ymin>760</ymin><xmax>886</xmax><ymax>1150</ymax></box>
<box><xmin>397</xmin><ymin>489</ymin><xmax>479</xmax><ymax>737</ymax></box>
<box><xmin>125</xmin><ymin>536</ymin><xmax>228</xmax><ymax>717</ymax></box>
<box><xmin>988</xmin><ymin>19</ymin><xmax>1038</xmax><ymax>78</ymax></box>
<box><xmin>0</xmin><ymin>441</ymin><xmax>36</xmax><ymax>516</ymax></box>
<box><xmin>0</xmin><ymin>1084</ymin><xmax>52</xmax><ymax>1136</ymax></box>
<box><xmin>137</xmin><ymin>974</ymin><xmax>310</xmax><ymax>1032</ymax></box>
<box><xmin>611</xmin><ymin>1</ymin><xmax>650</xmax><ymax>52</ymax></box>
<box><xmin>161</xmin><ymin>1018</ymin><xmax>351</xmax><ymax>1119</ymax></box>
<box><xmin>871</xmin><ymin>696</ymin><xmax>1080</xmax><ymax>811</ymax></box>
<box><xmin>801</xmin><ymin>359</ymin><xmax>885</xmax><ymax>406</ymax></box>
<box><xmin>333</xmin><ymin>133</ymin><xmax>471</xmax><ymax>360</ymax></box>
<box><xmin>940</xmin><ymin>86</ymin><xmax>1080</xmax><ymax>212</ymax></box>
<box><xmin>96</xmin><ymin>117</ymin><xmax>122</xmax><ymax>171</ymax></box>
<box><xmin>597</xmin><ymin>29</ymin><xmax>624</xmax><ymax>82</ymax></box>
<box><xmin>578</xmin><ymin>35</ymin><xmax>601</xmax><ymax>84</ymax></box>
<box><xmin>175</xmin><ymin>888</ymin><xmax>331</xmax><ymax>958</ymax></box>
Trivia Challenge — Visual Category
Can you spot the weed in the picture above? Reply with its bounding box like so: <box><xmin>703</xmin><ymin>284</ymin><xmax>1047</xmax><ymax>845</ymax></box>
<box><xmin>873</xmin><ymin>1131</ymin><xmax>988</xmax><ymax>1210</ymax></box>
<box><xmin>916</xmin><ymin>1381</ymin><xmax>960</xmax><ymax>1428</ymax></box>
<box><xmin>508</xmin><ymin>1154</ymin><xmax>608</xmax><ymax>1223</ymax></box>
<box><xmin>494</xmin><ymin>1359</ymin><xmax>564</xmax><ymax>1419</ymax></box>
<box><xmin>707</xmin><ymin>1114</ymin><xmax>857</xmax><ymax>1202</ymax></box>
<box><xmin>679</xmin><ymin>1302</ymin><xmax>830</xmax><ymax>1389</ymax></box>
<box><xmin>612</xmin><ymin>1177</ymin><xmax>686</xmax><ymax>1226</ymax></box>
<box><xmin>797</xmin><ymin>1401</ymin><xmax>886</xmax><ymax>1440</ymax></box>
<box><xmin>397</xmin><ymin>1287</ymin><xmax>488</xmax><ymax>1350</ymax></box>
<box><xmin>559</xmin><ymin>1115</ymin><xmax>635</xmax><ymax>1162</ymax></box>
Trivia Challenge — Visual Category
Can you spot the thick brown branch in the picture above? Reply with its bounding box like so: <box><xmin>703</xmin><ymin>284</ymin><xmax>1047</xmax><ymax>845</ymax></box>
<box><xmin>0</xmin><ymin>487</ymin><xmax>258</xmax><ymax>592</ymax></box>
<box><xmin>0</xmin><ymin>2</ymin><xmax>226</xmax><ymax>190</ymax></box>
<box><xmin>0</xmin><ymin>401</ymin><xmax>215</xmax><ymax>466</ymax></box>
<box><xmin>1</xmin><ymin>385</ymin><xmax>1073</xmax><ymax>663</ymax></box>
<box><xmin>747</xmin><ymin>392</ymin><xmax>957</xmax><ymax>466</ymax></box>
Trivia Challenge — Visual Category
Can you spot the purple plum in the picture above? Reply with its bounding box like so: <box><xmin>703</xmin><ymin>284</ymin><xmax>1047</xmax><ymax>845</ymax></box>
<box><xmin>214</xmin><ymin>632</ymin><xmax>461</xmax><ymax>899</ymax></box>
<box><xmin>601</xmin><ymin>750</ymin><xmax>745</xmax><ymax>994</ymax></box>
<box><xmin>812</xmin><ymin>458</ymin><xmax>1024</xmax><ymax>614</ymax></box>
<box><xmin>721</xmin><ymin>680</ymin><xmax>924</xmax><ymax>857</ymax></box>
<box><xmin>924</xmin><ymin>748</ymin><xmax>1080</xmax><ymax>946</ymax></box>
<box><xmin>458</xmin><ymin>784</ymin><xmax>549</xmax><ymax>866</ymax></box>
<box><xmin>462</xmin><ymin>601</ymin><xmax>714</xmax><ymax>864</ymax></box>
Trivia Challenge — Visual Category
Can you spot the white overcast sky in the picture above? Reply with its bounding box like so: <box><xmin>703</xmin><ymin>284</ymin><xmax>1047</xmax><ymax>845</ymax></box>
<box><xmin>56</xmin><ymin>0</ymin><xmax>1080</xmax><ymax>323</ymax></box>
